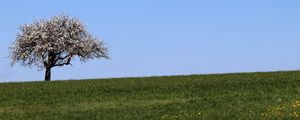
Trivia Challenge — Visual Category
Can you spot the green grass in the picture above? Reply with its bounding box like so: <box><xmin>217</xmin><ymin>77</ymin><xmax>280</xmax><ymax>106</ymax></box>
<box><xmin>1</xmin><ymin>71</ymin><xmax>300</xmax><ymax>120</ymax></box>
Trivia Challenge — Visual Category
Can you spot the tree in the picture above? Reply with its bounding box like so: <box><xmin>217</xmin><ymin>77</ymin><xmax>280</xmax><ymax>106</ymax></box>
<box><xmin>9</xmin><ymin>15</ymin><xmax>109</xmax><ymax>81</ymax></box>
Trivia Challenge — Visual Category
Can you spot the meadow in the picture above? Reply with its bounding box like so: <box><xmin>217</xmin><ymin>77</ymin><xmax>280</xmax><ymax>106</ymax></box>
<box><xmin>1</xmin><ymin>71</ymin><xmax>300</xmax><ymax>119</ymax></box>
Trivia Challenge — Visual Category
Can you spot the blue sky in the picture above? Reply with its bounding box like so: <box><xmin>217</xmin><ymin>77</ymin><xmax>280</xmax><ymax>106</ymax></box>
<box><xmin>1</xmin><ymin>0</ymin><xmax>300</xmax><ymax>82</ymax></box>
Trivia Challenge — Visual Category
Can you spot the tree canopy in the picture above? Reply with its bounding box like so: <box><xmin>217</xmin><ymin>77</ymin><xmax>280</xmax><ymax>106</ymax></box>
<box><xmin>10</xmin><ymin>15</ymin><xmax>109</xmax><ymax>81</ymax></box>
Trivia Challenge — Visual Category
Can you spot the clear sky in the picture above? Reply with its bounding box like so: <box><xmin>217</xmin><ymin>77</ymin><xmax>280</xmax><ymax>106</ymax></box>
<box><xmin>1</xmin><ymin>0</ymin><xmax>300</xmax><ymax>82</ymax></box>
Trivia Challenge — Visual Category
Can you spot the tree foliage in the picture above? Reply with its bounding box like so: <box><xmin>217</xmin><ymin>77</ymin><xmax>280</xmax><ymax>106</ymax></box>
<box><xmin>9</xmin><ymin>15</ymin><xmax>109</xmax><ymax>81</ymax></box>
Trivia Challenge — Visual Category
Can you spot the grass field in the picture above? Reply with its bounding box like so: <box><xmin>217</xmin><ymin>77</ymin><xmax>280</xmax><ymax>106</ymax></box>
<box><xmin>1</xmin><ymin>71</ymin><xmax>300</xmax><ymax>119</ymax></box>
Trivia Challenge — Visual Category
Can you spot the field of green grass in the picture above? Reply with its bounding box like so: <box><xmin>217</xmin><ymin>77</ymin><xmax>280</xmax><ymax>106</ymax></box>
<box><xmin>1</xmin><ymin>71</ymin><xmax>300</xmax><ymax>119</ymax></box>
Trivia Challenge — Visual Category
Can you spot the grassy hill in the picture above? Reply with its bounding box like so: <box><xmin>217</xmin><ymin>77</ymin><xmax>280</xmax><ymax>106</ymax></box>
<box><xmin>1</xmin><ymin>71</ymin><xmax>300</xmax><ymax>120</ymax></box>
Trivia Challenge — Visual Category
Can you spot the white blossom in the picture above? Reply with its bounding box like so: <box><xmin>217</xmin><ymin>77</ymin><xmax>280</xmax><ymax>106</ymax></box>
<box><xmin>9</xmin><ymin>14</ymin><xmax>109</xmax><ymax>81</ymax></box>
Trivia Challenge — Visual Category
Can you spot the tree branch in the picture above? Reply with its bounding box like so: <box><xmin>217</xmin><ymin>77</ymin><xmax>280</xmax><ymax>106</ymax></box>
<box><xmin>53</xmin><ymin>54</ymin><xmax>72</xmax><ymax>67</ymax></box>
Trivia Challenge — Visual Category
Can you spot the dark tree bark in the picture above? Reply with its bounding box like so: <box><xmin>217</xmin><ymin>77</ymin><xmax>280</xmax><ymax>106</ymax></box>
<box><xmin>45</xmin><ymin>53</ymin><xmax>54</xmax><ymax>81</ymax></box>
<box><xmin>45</xmin><ymin>67</ymin><xmax>51</xmax><ymax>81</ymax></box>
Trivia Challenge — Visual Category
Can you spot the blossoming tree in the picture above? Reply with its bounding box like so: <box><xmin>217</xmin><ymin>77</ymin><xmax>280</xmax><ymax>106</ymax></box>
<box><xmin>9</xmin><ymin>15</ymin><xmax>109</xmax><ymax>81</ymax></box>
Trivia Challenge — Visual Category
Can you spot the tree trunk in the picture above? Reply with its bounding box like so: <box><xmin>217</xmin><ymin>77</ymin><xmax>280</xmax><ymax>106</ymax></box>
<box><xmin>45</xmin><ymin>67</ymin><xmax>51</xmax><ymax>81</ymax></box>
